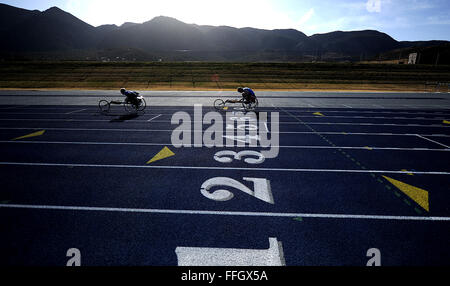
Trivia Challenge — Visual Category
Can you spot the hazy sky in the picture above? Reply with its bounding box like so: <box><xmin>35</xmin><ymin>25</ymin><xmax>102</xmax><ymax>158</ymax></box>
<box><xmin>3</xmin><ymin>0</ymin><xmax>450</xmax><ymax>41</ymax></box>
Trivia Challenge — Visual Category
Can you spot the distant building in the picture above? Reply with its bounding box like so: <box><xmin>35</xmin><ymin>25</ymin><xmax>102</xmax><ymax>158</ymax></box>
<box><xmin>408</xmin><ymin>53</ymin><xmax>418</xmax><ymax>64</ymax></box>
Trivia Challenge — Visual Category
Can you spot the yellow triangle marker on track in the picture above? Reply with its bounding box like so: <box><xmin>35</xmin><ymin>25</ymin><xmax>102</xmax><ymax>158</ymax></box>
<box><xmin>147</xmin><ymin>146</ymin><xmax>175</xmax><ymax>164</ymax></box>
<box><xmin>11</xmin><ymin>130</ymin><xmax>45</xmax><ymax>141</ymax></box>
<box><xmin>382</xmin><ymin>176</ymin><xmax>429</xmax><ymax>211</ymax></box>
<box><xmin>313</xmin><ymin>112</ymin><xmax>324</xmax><ymax>116</ymax></box>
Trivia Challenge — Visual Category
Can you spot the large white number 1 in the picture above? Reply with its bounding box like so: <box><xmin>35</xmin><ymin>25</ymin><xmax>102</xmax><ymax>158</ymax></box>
<box><xmin>175</xmin><ymin>237</ymin><xmax>285</xmax><ymax>266</ymax></box>
<box><xmin>200</xmin><ymin>177</ymin><xmax>274</xmax><ymax>204</ymax></box>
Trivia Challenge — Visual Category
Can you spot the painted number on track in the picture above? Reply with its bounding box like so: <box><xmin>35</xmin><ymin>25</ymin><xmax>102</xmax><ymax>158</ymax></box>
<box><xmin>214</xmin><ymin>150</ymin><xmax>265</xmax><ymax>164</ymax></box>
<box><xmin>175</xmin><ymin>237</ymin><xmax>285</xmax><ymax>266</ymax></box>
<box><xmin>200</xmin><ymin>177</ymin><xmax>274</xmax><ymax>204</ymax></box>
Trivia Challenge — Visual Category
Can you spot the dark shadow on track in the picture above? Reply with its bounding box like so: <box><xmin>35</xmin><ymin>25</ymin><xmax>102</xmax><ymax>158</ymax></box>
<box><xmin>96</xmin><ymin>107</ymin><xmax>144</xmax><ymax>121</ymax></box>
<box><xmin>109</xmin><ymin>113</ymin><xmax>140</xmax><ymax>122</ymax></box>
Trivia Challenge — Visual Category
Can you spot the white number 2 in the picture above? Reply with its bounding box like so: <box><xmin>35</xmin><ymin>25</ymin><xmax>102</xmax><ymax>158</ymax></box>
<box><xmin>200</xmin><ymin>177</ymin><xmax>274</xmax><ymax>204</ymax></box>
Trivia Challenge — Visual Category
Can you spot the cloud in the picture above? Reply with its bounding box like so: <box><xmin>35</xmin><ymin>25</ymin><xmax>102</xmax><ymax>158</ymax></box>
<box><xmin>339</xmin><ymin>2</ymin><xmax>366</xmax><ymax>11</ymax></box>
<box><xmin>366</xmin><ymin>0</ymin><xmax>381</xmax><ymax>13</ymax></box>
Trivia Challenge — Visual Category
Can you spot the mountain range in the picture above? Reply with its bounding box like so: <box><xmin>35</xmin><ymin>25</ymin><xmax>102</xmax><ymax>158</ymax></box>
<box><xmin>1</xmin><ymin>3</ymin><xmax>448</xmax><ymax>62</ymax></box>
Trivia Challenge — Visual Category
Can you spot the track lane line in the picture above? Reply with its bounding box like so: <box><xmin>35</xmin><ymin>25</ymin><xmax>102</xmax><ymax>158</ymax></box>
<box><xmin>1</xmin><ymin>127</ymin><xmax>449</xmax><ymax>137</ymax></box>
<box><xmin>8</xmin><ymin>111</ymin><xmax>447</xmax><ymax>120</ymax></box>
<box><xmin>0</xmin><ymin>118</ymin><xmax>448</xmax><ymax>128</ymax></box>
<box><xmin>147</xmin><ymin>114</ymin><xmax>162</xmax><ymax>122</ymax></box>
<box><xmin>0</xmin><ymin>105</ymin><xmax>28</xmax><ymax>110</ymax></box>
<box><xmin>1</xmin><ymin>140</ymin><xmax>449</xmax><ymax>151</ymax></box>
<box><xmin>0</xmin><ymin>161</ymin><xmax>449</xmax><ymax>175</ymax></box>
<box><xmin>1</xmin><ymin>203</ymin><xmax>449</xmax><ymax>221</ymax></box>
<box><xmin>3</xmin><ymin>105</ymin><xmax>449</xmax><ymax>114</ymax></box>
<box><xmin>65</xmin><ymin>108</ymin><xmax>88</xmax><ymax>115</ymax></box>
<box><xmin>416</xmin><ymin>134</ymin><xmax>450</xmax><ymax>148</ymax></box>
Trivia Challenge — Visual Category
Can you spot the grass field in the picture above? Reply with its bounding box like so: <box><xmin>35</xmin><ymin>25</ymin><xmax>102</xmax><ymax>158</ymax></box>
<box><xmin>1</xmin><ymin>61</ymin><xmax>449</xmax><ymax>92</ymax></box>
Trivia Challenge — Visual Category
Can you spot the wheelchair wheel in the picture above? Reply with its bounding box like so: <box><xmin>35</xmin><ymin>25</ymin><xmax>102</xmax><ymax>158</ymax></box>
<box><xmin>214</xmin><ymin>99</ymin><xmax>225</xmax><ymax>110</ymax></box>
<box><xmin>137</xmin><ymin>97</ymin><xmax>146</xmax><ymax>112</ymax></box>
<box><xmin>242</xmin><ymin>98</ymin><xmax>258</xmax><ymax>111</ymax></box>
<box><xmin>124</xmin><ymin>101</ymin><xmax>139</xmax><ymax>113</ymax></box>
<box><xmin>98</xmin><ymin>100</ymin><xmax>110</xmax><ymax>113</ymax></box>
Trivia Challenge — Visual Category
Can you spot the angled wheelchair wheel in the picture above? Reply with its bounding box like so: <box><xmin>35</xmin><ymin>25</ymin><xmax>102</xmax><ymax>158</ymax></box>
<box><xmin>214</xmin><ymin>99</ymin><xmax>226</xmax><ymax>111</ymax></box>
<box><xmin>137</xmin><ymin>97</ymin><xmax>146</xmax><ymax>112</ymax></box>
<box><xmin>124</xmin><ymin>101</ymin><xmax>139</xmax><ymax>113</ymax></box>
<box><xmin>98</xmin><ymin>100</ymin><xmax>110</xmax><ymax>113</ymax></box>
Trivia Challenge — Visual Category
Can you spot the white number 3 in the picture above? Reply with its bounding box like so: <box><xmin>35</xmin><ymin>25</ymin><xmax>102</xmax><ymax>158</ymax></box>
<box><xmin>214</xmin><ymin>150</ymin><xmax>265</xmax><ymax>164</ymax></box>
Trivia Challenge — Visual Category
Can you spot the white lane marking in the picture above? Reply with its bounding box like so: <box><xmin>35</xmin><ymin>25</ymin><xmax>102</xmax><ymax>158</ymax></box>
<box><xmin>4</xmin><ymin>105</ymin><xmax>450</xmax><ymax>114</ymax></box>
<box><xmin>303</xmin><ymin>122</ymin><xmax>448</xmax><ymax>127</ymax></box>
<box><xmin>1</xmin><ymin>127</ymin><xmax>450</xmax><ymax>138</ymax></box>
<box><xmin>277</xmin><ymin>106</ymin><xmax>450</xmax><ymax>139</ymax></box>
<box><xmin>1</xmin><ymin>204</ymin><xmax>449</xmax><ymax>221</ymax></box>
<box><xmin>0</xmin><ymin>118</ymin><xmax>448</xmax><ymax>127</ymax></box>
<box><xmin>280</xmin><ymin>106</ymin><xmax>450</xmax><ymax>152</ymax></box>
<box><xmin>0</xmin><ymin>111</ymin><xmax>447</xmax><ymax>121</ymax></box>
<box><xmin>416</xmin><ymin>134</ymin><xmax>450</xmax><ymax>148</ymax></box>
<box><xmin>0</xmin><ymin>127</ymin><xmax>431</xmax><ymax>135</ymax></box>
<box><xmin>0</xmin><ymin>118</ymin><xmax>108</xmax><ymax>122</ymax></box>
<box><xmin>275</xmin><ymin>146</ymin><xmax>449</xmax><ymax>151</ymax></box>
<box><xmin>287</xmin><ymin>110</ymin><xmax>450</xmax><ymax>116</ymax></box>
<box><xmin>147</xmin><ymin>114</ymin><xmax>162</xmax><ymax>122</ymax></box>
<box><xmin>0</xmin><ymin>105</ymin><xmax>28</xmax><ymax>110</ymax></box>
<box><xmin>175</xmin><ymin>237</ymin><xmax>285</xmax><ymax>266</ymax></box>
<box><xmin>222</xmin><ymin>134</ymin><xmax>260</xmax><ymax>144</ymax></box>
<box><xmin>0</xmin><ymin>161</ymin><xmax>449</xmax><ymax>175</ymax></box>
<box><xmin>1</xmin><ymin>140</ymin><xmax>449</xmax><ymax>152</ymax></box>
<box><xmin>65</xmin><ymin>108</ymin><xmax>88</xmax><ymax>115</ymax></box>
<box><xmin>0</xmin><ymin>105</ymin><xmax>448</xmax><ymax>119</ymax></box>
<box><xmin>0</xmin><ymin>140</ymin><xmax>169</xmax><ymax>146</ymax></box>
